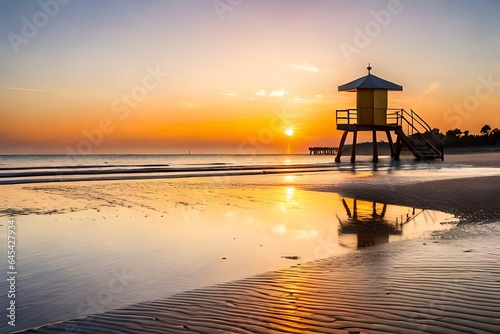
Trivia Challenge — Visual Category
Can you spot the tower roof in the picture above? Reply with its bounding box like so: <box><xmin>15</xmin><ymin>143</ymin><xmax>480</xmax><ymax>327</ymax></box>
<box><xmin>338</xmin><ymin>66</ymin><xmax>403</xmax><ymax>92</ymax></box>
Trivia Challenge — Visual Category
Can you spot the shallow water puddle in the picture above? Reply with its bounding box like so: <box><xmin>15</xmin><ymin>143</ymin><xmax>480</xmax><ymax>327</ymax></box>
<box><xmin>336</xmin><ymin>198</ymin><xmax>457</xmax><ymax>249</ymax></box>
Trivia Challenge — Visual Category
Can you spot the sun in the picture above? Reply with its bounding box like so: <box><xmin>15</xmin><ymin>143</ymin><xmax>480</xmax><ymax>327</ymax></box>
<box><xmin>285</xmin><ymin>129</ymin><xmax>294</xmax><ymax>136</ymax></box>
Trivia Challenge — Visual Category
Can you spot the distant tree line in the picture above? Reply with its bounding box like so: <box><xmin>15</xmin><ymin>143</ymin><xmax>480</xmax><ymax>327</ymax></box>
<box><xmin>431</xmin><ymin>124</ymin><xmax>500</xmax><ymax>147</ymax></box>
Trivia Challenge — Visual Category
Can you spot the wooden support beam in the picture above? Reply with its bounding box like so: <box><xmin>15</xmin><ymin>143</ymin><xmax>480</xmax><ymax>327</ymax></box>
<box><xmin>394</xmin><ymin>136</ymin><xmax>402</xmax><ymax>160</ymax></box>
<box><xmin>342</xmin><ymin>198</ymin><xmax>352</xmax><ymax>218</ymax></box>
<box><xmin>381</xmin><ymin>203</ymin><xmax>387</xmax><ymax>217</ymax></box>
<box><xmin>372</xmin><ymin>130</ymin><xmax>378</xmax><ymax>163</ymax></box>
<box><xmin>335</xmin><ymin>131</ymin><xmax>348</xmax><ymax>162</ymax></box>
<box><xmin>350</xmin><ymin>130</ymin><xmax>358</xmax><ymax>163</ymax></box>
<box><xmin>385</xmin><ymin>130</ymin><xmax>395</xmax><ymax>157</ymax></box>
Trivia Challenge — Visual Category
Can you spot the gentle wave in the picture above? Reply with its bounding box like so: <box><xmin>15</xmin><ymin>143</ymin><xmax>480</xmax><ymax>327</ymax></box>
<box><xmin>0</xmin><ymin>163</ymin><xmax>171</xmax><ymax>171</ymax></box>
<box><xmin>0</xmin><ymin>156</ymin><xmax>475</xmax><ymax>185</ymax></box>
<box><xmin>0</xmin><ymin>164</ymin><xmax>339</xmax><ymax>185</ymax></box>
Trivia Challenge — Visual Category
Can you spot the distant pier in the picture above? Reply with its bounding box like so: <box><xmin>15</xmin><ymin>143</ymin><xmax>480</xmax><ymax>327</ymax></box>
<box><xmin>309</xmin><ymin>147</ymin><xmax>339</xmax><ymax>155</ymax></box>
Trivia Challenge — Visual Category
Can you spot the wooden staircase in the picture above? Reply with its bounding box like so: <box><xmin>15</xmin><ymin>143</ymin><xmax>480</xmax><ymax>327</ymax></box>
<box><xmin>394</xmin><ymin>109</ymin><xmax>444</xmax><ymax>161</ymax></box>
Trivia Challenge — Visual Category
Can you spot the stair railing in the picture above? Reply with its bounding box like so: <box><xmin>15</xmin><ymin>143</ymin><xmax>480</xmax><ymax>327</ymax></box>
<box><xmin>396</xmin><ymin>109</ymin><xmax>444</xmax><ymax>158</ymax></box>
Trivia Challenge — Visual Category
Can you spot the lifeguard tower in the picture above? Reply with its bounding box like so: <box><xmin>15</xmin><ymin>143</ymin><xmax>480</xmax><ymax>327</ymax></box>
<box><xmin>335</xmin><ymin>65</ymin><xmax>444</xmax><ymax>163</ymax></box>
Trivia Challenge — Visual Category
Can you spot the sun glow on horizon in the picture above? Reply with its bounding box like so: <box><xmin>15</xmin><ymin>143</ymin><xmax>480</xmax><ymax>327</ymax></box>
<box><xmin>2</xmin><ymin>1</ymin><xmax>500</xmax><ymax>154</ymax></box>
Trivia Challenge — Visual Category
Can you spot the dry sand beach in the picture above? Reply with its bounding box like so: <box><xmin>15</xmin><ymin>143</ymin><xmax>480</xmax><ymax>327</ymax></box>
<box><xmin>3</xmin><ymin>153</ymin><xmax>500</xmax><ymax>334</ymax></box>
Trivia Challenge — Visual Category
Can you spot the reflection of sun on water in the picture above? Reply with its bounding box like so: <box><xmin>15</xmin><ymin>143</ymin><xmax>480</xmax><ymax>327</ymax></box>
<box><xmin>272</xmin><ymin>224</ymin><xmax>287</xmax><ymax>235</ymax></box>
<box><xmin>281</xmin><ymin>187</ymin><xmax>296</xmax><ymax>211</ymax></box>
<box><xmin>225</xmin><ymin>211</ymin><xmax>236</xmax><ymax>218</ymax></box>
<box><xmin>285</xmin><ymin>129</ymin><xmax>294</xmax><ymax>154</ymax></box>
<box><xmin>293</xmin><ymin>229</ymin><xmax>318</xmax><ymax>240</ymax></box>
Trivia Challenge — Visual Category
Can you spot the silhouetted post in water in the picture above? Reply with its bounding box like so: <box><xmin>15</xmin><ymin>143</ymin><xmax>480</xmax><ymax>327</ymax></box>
<box><xmin>334</xmin><ymin>64</ymin><xmax>444</xmax><ymax>162</ymax></box>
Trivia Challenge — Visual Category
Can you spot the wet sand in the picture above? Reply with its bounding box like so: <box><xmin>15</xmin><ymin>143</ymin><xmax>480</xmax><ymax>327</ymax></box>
<box><xmin>17</xmin><ymin>236</ymin><xmax>500</xmax><ymax>334</ymax></box>
<box><xmin>316</xmin><ymin>175</ymin><xmax>500</xmax><ymax>222</ymax></box>
<box><xmin>311</xmin><ymin>151</ymin><xmax>500</xmax><ymax>222</ymax></box>
<box><xmin>11</xmin><ymin>153</ymin><xmax>500</xmax><ymax>333</ymax></box>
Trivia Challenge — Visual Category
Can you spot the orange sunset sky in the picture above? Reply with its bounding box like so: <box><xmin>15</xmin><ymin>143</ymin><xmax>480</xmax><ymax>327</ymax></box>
<box><xmin>1</xmin><ymin>0</ymin><xmax>500</xmax><ymax>154</ymax></box>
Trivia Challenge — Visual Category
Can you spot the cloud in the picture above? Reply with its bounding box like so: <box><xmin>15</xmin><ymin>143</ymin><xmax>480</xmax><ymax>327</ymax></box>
<box><xmin>419</xmin><ymin>82</ymin><xmax>442</xmax><ymax>100</ymax></box>
<box><xmin>172</xmin><ymin>101</ymin><xmax>201</xmax><ymax>108</ymax></box>
<box><xmin>254</xmin><ymin>88</ymin><xmax>287</xmax><ymax>97</ymax></box>
<box><xmin>253</xmin><ymin>88</ymin><xmax>289</xmax><ymax>98</ymax></box>
<box><xmin>269</xmin><ymin>88</ymin><xmax>287</xmax><ymax>97</ymax></box>
<box><xmin>6</xmin><ymin>86</ymin><xmax>115</xmax><ymax>99</ymax></box>
<box><xmin>219</xmin><ymin>92</ymin><xmax>239</xmax><ymax>97</ymax></box>
<box><xmin>291</xmin><ymin>93</ymin><xmax>327</xmax><ymax>104</ymax></box>
<box><xmin>290</xmin><ymin>63</ymin><xmax>320</xmax><ymax>73</ymax></box>
<box><xmin>292</xmin><ymin>97</ymin><xmax>322</xmax><ymax>104</ymax></box>
<box><xmin>8</xmin><ymin>86</ymin><xmax>54</xmax><ymax>93</ymax></box>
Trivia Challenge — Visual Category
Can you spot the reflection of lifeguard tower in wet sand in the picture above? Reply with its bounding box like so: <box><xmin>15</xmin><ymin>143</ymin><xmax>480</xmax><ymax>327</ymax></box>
<box><xmin>337</xmin><ymin>198</ymin><xmax>417</xmax><ymax>248</ymax></box>
<box><xmin>335</xmin><ymin>65</ymin><xmax>444</xmax><ymax>163</ymax></box>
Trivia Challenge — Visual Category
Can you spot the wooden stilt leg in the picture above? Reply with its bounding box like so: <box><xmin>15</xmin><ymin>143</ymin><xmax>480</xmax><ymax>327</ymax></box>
<box><xmin>385</xmin><ymin>130</ymin><xmax>394</xmax><ymax>157</ymax></box>
<box><xmin>394</xmin><ymin>136</ymin><xmax>402</xmax><ymax>160</ymax></box>
<box><xmin>350</xmin><ymin>130</ymin><xmax>358</xmax><ymax>163</ymax></box>
<box><xmin>335</xmin><ymin>131</ymin><xmax>348</xmax><ymax>163</ymax></box>
<box><xmin>372</xmin><ymin>130</ymin><xmax>378</xmax><ymax>163</ymax></box>
<box><xmin>342</xmin><ymin>198</ymin><xmax>352</xmax><ymax>218</ymax></box>
<box><xmin>381</xmin><ymin>203</ymin><xmax>387</xmax><ymax>217</ymax></box>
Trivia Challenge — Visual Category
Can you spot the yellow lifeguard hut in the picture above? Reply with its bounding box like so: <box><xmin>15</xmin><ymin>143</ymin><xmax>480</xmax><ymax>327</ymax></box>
<box><xmin>335</xmin><ymin>65</ymin><xmax>444</xmax><ymax>163</ymax></box>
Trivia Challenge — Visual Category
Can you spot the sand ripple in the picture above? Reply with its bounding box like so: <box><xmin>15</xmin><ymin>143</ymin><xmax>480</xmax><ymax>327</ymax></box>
<box><xmin>16</xmin><ymin>237</ymin><xmax>500</xmax><ymax>334</ymax></box>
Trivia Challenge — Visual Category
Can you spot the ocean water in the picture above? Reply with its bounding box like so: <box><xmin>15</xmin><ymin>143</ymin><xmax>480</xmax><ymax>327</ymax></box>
<box><xmin>0</xmin><ymin>154</ymin><xmax>473</xmax><ymax>185</ymax></box>
<box><xmin>1</xmin><ymin>154</ymin><xmax>337</xmax><ymax>168</ymax></box>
